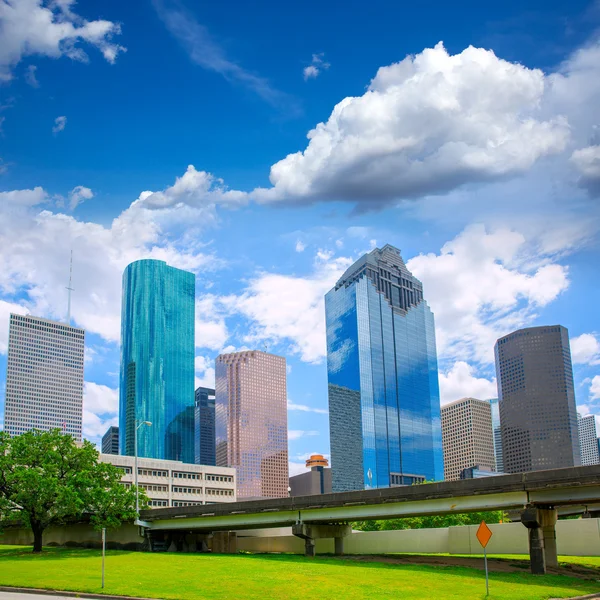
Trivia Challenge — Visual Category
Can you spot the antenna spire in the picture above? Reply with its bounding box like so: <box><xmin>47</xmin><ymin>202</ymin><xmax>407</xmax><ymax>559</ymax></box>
<box><xmin>66</xmin><ymin>250</ymin><xmax>74</xmax><ymax>325</ymax></box>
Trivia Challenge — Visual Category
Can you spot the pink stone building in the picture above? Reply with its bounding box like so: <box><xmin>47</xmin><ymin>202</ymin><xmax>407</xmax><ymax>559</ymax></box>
<box><xmin>215</xmin><ymin>350</ymin><xmax>288</xmax><ymax>499</ymax></box>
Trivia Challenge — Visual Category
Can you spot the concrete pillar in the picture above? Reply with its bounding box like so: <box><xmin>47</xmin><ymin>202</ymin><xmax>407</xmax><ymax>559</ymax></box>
<box><xmin>305</xmin><ymin>538</ymin><xmax>316</xmax><ymax>557</ymax></box>
<box><xmin>520</xmin><ymin>506</ymin><xmax>546</xmax><ymax>575</ymax></box>
<box><xmin>292</xmin><ymin>523</ymin><xmax>350</xmax><ymax>557</ymax></box>
<box><xmin>539</xmin><ymin>508</ymin><xmax>558</xmax><ymax>569</ymax></box>
<box><xmin>334</xmin><ymin>536</ymin><xmax>344</xmax><ymax>556</ymax></box>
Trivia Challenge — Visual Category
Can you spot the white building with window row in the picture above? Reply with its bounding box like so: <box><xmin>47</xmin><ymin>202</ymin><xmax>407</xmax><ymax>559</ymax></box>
<box><xmin>4</xmin><ymin>313</ymin><xmax>84</xmax><ymax>440</ymax></box>
<box><xmin>99</xmin><ymin>454</ymin><xmax>237</xmax><ymax>507</ymax></box>
<box><xmin>578</xmin><ymin>413</ymin><xmax>600</xmax><ymax>466</ymax></box>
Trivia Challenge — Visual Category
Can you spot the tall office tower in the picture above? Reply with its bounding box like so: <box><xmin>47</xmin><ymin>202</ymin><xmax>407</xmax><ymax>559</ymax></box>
<box><xmin>102</xmin><ymin>425</ymin><xmax>119</xmax><ymax>454</ymax></box>
<box><xmin>119</xmin><ymin>260</ymin><xmax>195</xmax><ymax>463</ymax></box>
<box><xmin>441</xmin><ymin>397</ymin><xmax>496</xmax><ymax>481</ymax></box>
<box><xmin>495</xmin><ymin>325</ymin><xmax>580</xmax><ymax>473</ymax></box>
<box><xmin>325</xmin><ymin>244</ymin><xmax>443</xmax><ymax>492</ymax></box>
<box><xmin>4</xmin><ymin>314</ymin><xmax>84</xmax><ymax>440</ymax></box>
<box><xmin>195</xmin><ymin>386</ymin><xmax>216</xmax><ymax>465</ymax></box>
<box><xmin>578</xmin><ymin>414</ymin><xmax>600</xmax><ymax>466</ymax></box>
<box><xmin>488</xmin><ymin>398</ymin><xmax>504</xmax><ymax>473</ymax></box>
<box><xmin>215</xmin><ymin>350</ymin><xmax>288</xmax><ymax>499</ymax></box>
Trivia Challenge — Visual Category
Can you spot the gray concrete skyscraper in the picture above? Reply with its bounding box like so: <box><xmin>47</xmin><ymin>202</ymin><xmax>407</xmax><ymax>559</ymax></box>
<box><xmin>4</xmin><ymin>313</ymin><xmax>84</xmax><ymax>440</ymax></box>
<box><xmin>195</xmin><ymin>386</ymin><xmax>216</xmax><ymax>465</ymax></box>
<box><xmin>495</xmin><ymin>325</ymin><xmax>580</xmax><ymax>473</ymax></box>
<box><xmin>578</xmin><ymin>413</ymin><xmax>600</xmax><ymax>466</ymax></box>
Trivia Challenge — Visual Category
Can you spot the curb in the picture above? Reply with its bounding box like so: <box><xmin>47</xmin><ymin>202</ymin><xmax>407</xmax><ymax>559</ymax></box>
<box><xmin>0</xmin><ymin>586</ymin><xmax>161</xmax><ymax>600</ymax></box>
<box><xmin>549</xmin><ymin>595</ymin><xmax>600</xmax><ymax>600</ymax></box>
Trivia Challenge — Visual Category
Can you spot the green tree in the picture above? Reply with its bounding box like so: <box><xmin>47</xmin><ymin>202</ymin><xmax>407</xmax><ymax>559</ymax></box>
<box><xmin>0</xmin><ymin>429</ymin><xmax>145</xmax><ymax>553</ymax></box>
<box><xmin>352</xmin><ymin>511</ymin><xmax>506</xmax><ymax>531</ymax></box>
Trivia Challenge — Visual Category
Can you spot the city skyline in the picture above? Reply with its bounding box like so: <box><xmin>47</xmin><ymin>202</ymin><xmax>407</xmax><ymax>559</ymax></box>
<box><xmin>0</xmin><ymin>0</ymin><xmax>599</xmax><ymax>479</ymax></box>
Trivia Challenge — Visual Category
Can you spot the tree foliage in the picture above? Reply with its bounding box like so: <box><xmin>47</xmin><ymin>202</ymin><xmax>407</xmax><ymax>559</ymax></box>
<box><xmin>0</xmin><ymin>429</ymin><xmax>146</xmax><ymax>552</ymax></box>
<box><xmin>352</xmin><ymin>511</ymin><xmax>506</xmax><ymax>532</ymax></box>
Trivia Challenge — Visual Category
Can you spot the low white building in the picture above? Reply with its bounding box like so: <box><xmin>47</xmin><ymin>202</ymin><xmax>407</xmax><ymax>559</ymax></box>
<box><xmin>100</xmin><ymin>454</ymin><xmax>236</xmax><ymax>508</ymax></box>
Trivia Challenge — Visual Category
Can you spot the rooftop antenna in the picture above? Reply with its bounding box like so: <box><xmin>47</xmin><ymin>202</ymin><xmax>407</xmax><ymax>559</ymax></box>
<box><xmin>66</xmin><ymin>249</ymin><xmax>74</xmax><ymax>326</ymax></box>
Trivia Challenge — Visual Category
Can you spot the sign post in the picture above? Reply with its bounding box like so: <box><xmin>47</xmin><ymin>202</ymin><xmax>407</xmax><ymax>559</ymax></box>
<box><xmin>476</xmin><ymin>521</ymin><xmax>493</xmax><ymax>597</ymax></box>
<box><xmin>101</xmin><ymin>528</ymin><xmax>106</xmax><ymax>589</ymax></box>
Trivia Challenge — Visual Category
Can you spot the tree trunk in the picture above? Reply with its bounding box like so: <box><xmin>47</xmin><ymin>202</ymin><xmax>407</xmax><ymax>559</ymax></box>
<box><xmin>31</xmin><ymin>521</ymin><xmax>44</xmax><ymax>553</ymax></box>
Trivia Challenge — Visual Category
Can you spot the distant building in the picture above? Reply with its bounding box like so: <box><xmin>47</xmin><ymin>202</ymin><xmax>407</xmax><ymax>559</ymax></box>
<box><xmin>99</xmin><ymin>454</ymin><xmax>236</xmax><ymax>507</ymax></box>
<box><xmin>488</xmin><ymin>398</ymin><xmax>504</xmax><ymax>473</ymax></box>
<box><xmin>195</xmin><ymin>387</ymin><xmax>216</xmax><ymax>466</ymax></box>
<box><xmin>460</xmin><ymin>466</ymin><xmax>505</xmax><ymax>479</ymax></box>
<box><xmin>325</xmin><ymin>244</ymin><xmax>443</xmax><ymax>492</ymax></box>
<box><xmin>102</xmin><ymin>426</ymin><xmax>119</xmax><ymax>455</ymax></box>
<box><xmin>215</xmin><ymin>350</ymin><xmax>288</xmax><ymax>499</ymax></box>
<box><xmin>495</xmin><ymin>326</ymin><xmax>580</xmax><ymax>473</ymax></box>
<box><xmin>4</xmin><ymin>313</ymin><xmax>84</xmax><ymax>440</ymax></box>
<box><xmin>578</xmin><ymin>414</ymin><xmax>600</xmax><ymax>466</ymax></box>
<box><xmin>289</xmin><ymin>454</ymin><xmax>332</xmax><ymax>497</ymax></box>
<box><xmin>441</xmin><ymin>397</ymin><xmax>496</xmax><ymax>481</ymax></box>
<box><xmin>119</xmin><ymin>260</ymin><xmax>195</xmax><ymax>463</ymax></box>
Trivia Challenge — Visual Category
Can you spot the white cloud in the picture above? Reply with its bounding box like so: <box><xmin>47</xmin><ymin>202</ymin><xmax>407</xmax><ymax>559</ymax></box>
<box><xmin>288</xmin><ymin>430</ymin><xmax>319</xmax><ymax>441</ymax></box>
<box><xmin>287</xmin><ymin>400</ymin><xmax>328</xmax><ymax>415</ymax></box>
<box><xmin>68</xmin><ymin>185</ymin><xmax>93</xmax><ymax>210</ymax></box>
<box><xmin>303</xmin><ymin>53</ymin><xmax>330</xmax><ymax>81</ymax></box>
<box><xmin>83</xmin><ymin>409</ymin><xmax>117</xmax><ymax>440</ymax></box>
<box><xmin>438</xmin><ymin>361</ymin><xmax>497</xmax><ymax>406</ymax></box>
<box><xmin>591</xmin><ymin>376</ymin><xmax>600</xmax><ymax>401</ymax></box>
<box><xmin>407</xmin><ymin>224</ymin><xmax>570</xmax><ymax>364</ymax></box>
<box><xmin>571</xmin><ymin>145</ymin><xmax>600</xmax><ymax>196</ymax></box>
<box><xmin>52</xmin><ymin>115</ymin><xmax>67</xmax><ymax>134</ymax></box>
<box><xmin>0</xmin><ymin>0</ymin><xmax>125</xmax><ymax>81</ymax></box>
<box><xmin>223</xmin><ymin>251</ymin><xmax>352</xmax><ymax>363</ymax></box>
<box><xmin>195</xmin><ymin>295</ymin><xmax>229</xmax><ymax>350</ymax></box>
<box><xmin>195</xmin><ymin>355</ymin><xmax>215</xmax><ymax>389</ymax></box>
<box><xmin>289</xmin><ymin>461</ymin><xmax>309</xmax><ymax>477</ymax></box>
<box><xmin>254</xmin><ymin>42</ymin><xmax>569</xmax><ymax>207</ymax></box>
<box><xmin>25</xmin><ymin>64</ymin><xmax>38</xmax><ymax>87</ymax></box>
<box><xmin>295</xmin><ymin>240</ymin><xmax>306</xmax><ymax>252</ymax></box>
<box><xmin>571</xmin><ymin>333</ymin><xmax>600</xmax><ymax>366</ymax></box>
<box><xmin>83</xmin><ymin>381</ymin><xmax>118</xmax><ymax>415</ymax></box>
<box><xmin>0</xmin><ymin>299</ymin><xmax>29</xmax><ymax>353</ymax></box>
<box><xmin>0</xmin><ymin>166</ymin><xmax>227</xmax><ymax>346</ymax></box>
<box><xmin>152</xmin><ymin>0</ymin><xmax>296</xmax><ymax>112</ymax></box>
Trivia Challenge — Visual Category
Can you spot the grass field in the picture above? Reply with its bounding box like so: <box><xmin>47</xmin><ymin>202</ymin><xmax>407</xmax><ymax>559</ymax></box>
<box><xmin>0</xmin><ymin>545</ymin><xmax>599</xmax><ymax>600</ymax></box>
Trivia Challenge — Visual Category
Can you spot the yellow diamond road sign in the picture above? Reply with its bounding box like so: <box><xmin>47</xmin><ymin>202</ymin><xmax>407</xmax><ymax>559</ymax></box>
<box><xmin>476</xmin><ymin>521</ymin><xmax>493</xmax><ymax>549</ymax></box>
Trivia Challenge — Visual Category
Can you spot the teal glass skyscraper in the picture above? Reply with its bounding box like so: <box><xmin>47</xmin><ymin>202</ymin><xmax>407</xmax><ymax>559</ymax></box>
<box><xmin>119</xmin><ymin>259</ymin><xmax>195</xmax><ymax>463</ymax></box>
<box><xmin>326</xmin><ymin>244</ymin><xmax>443</xmax><ymax>492</ymax></box>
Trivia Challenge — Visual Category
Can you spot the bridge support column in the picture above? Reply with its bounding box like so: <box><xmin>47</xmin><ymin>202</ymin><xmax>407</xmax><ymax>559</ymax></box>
<box><xmin>292</xmin><ymin>523</ymin><xmax>351</xmax><ymax>557</ymax></box>
<box><xmin>521</xmin><ymin>506</ymin><xmax>557</xmax><ymax>574</ymax></box>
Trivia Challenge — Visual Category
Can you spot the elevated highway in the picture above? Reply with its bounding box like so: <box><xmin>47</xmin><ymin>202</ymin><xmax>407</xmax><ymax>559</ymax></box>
<box><xmin>140</xmin><ymin>464</ymin><xmax>600</xmax><ymax>574</ymax></box>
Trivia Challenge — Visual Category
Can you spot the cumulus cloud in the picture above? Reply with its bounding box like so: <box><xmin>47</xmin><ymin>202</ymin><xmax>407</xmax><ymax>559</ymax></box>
<box><xmin>438</xmin><ymin>361</ymin><xmax>497</xmax><ymax>405</ymax></box>
<box><xmin>253</xmin><ymin>42</ymin><xmax>570</xmax><ymax>207</ymax></box>
<box><xmin>571</xmin><ymin>333</ymin><xmax>600</xmax><ymax>366</ymax></box>
<box><xmin>0</xmin><ymin>299</ymin><xmax>29</xmax><ymax>353</ymax></box>
<box><xmin>0</xmin><ymin>166</ymin><xmax>226</xmax><ymax>346</ymax></box>
<box><xmin>571</xmin><ymin>145</ymin><xmax>600</xmax><ymax>196</ymax></box>
<box><xmin>195</xmin><ymin>295</ymin><xmax>229</xmax><ymax>350</ymax></box>
<box><xmin>407</xmin><ymin>224</ymin><xmax>570</xmax><ymax>364</ymax></box>
<box><xmin>25</xmin><ymin>64</ymin><xmax>38</xmax><ymax>87</ymax></box>
<box><xmin>222</xmin><ymin>250</ymin><xmax>352</xmax><ymax>363</ymax></box>
<box><xmin>52</xmin><ymin>115</ymin><xmax>67</xmax><ymax>134</ymax></box>
<box><xmin>82</xmin><ymin>381</ymin><xmax>118</xmax><ymax>440</ymax></box>
<box><xmin>303</xmin><ymin>53</ymin><xmax>330</xmax><ymax>81</ymax></box>
<box><xmin>0</xmin><ymin>0</ymin><xmax>125</xmax><ymax>81</ymax></box>
<box><xmin>295</xmin><ymin>240</ymin><xmax>306</xmax><ymax>252</ymax></box>
<box><xmin>68</xmin><ymin>185</ymin><xmax>93</xmax><ymax>210</ymax></box>
<box><xmin>194</xmin><ymin>355</ymin><xmax>215</xmax><ymax>389</ymax></box>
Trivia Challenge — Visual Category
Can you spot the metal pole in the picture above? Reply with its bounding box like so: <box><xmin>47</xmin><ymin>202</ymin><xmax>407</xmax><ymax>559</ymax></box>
<box><xmin>134</xmin><ymin>423</ymin><xmax>139</xmax><ymax>515</ymax></box>
<box><xmin>484</xmin><ymin>545</ymin><xmax>489</xmax><ymax>597</ymax></box>
<box><xmin>102</xmin><ymin>528</ymin><xmax>106</xmax><ymax>589</ymax></box>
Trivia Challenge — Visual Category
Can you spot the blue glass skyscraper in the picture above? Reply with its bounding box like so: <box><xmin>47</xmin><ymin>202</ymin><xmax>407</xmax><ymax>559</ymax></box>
<box><xmin>119</xmin><ymin>259</ymin><xmax>195</xmax><ymax>463</ymax></box>
<box><xmin>325</xmin><ymin>244</ymin><xmax>443</xmax><ymax>491</ymax></box>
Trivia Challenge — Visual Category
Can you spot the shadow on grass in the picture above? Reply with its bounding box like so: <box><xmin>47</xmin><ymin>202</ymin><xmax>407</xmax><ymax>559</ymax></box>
<box><xmin>0</xmin><ymin>546</ymin><xmax>136</xmax><ymax>561</ymax></box>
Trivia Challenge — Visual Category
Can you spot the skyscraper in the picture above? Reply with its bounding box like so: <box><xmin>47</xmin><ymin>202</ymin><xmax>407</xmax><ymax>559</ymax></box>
<box><xmin>578</xmin><ymin>414</ymin><xmax>600</xmax><ymax>466</ymax></box>
<box><xmin>119</xmin><ymin>259</ymin><xmax>195</xmax><ymax>463</ymax></box>
<box><xmin>102</xmin><ymin>425</ymin><xmax>119</xmax><ymax>454</ymax></box>
<box><xmin>488</xmin><ymin>398</ymin><xmax>504</xmax><ymax>473</ymax></box>
<box><xmin>495</xmin><ymin>325</ymin><xmax>580</xmax><ymax>473</ymax></box>
<box><xmin>441</xmin><ymin>397</ymin><xmax>496</xmax><ymax>481</ymax></box>
<box><xmin>4</xmin><ymin>314</ymin><xmax>84</xmax><ymax>440</ymax></box>
<box><xmin>195</xmin><ymin>386</ymin><xmax>216</xmax><ymax>465</ymax></box>
<box><xmin>215</xmin><ymin>350</ymin><xmax>288</xmax><ymax>499</ymax></box>
<box><xmin>325</xmin><ymin>244</ymin><xmax>443</xmax><ymax>492</ymax></box>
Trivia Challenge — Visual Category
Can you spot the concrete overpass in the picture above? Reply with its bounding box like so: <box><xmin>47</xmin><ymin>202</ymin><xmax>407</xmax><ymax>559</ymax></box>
<box><xmin>140</xmin><ymin>464</ymin><xmax>600</xmax><ymax>574</ymax></box>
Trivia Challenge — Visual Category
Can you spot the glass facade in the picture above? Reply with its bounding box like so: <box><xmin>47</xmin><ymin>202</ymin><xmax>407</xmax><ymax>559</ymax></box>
<box><xmin>326</xmin><ymin>244</ymin><xmax>444</xmax><ymax>492</ymax></box>
<box><xmin>195</xmin><ymin>386</ymin><xmax>216</xmax><ymax>465</ymax></box>
<box><xmin>119</xmin><ymin>259</ymin><xmax>195</xmax><ymax>463</ymax></box>
<box><xmin>488</xmin><ymin>398</ymin><xmax>504</xmax><ymax>473</ymax></box>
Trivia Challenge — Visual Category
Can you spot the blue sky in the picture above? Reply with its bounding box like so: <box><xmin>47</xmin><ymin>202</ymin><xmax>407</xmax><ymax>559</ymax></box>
<box><xmin>1</xmin><ymin>0</ymin><xmax>600</xmax><ymax>475</ymax></box>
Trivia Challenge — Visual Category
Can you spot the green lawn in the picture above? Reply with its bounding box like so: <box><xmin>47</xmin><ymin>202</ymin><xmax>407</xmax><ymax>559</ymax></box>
<box><xmin>0</xmin><ymin>546</ymin><xmax>598</xmax><ymax>600</ymax></box>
